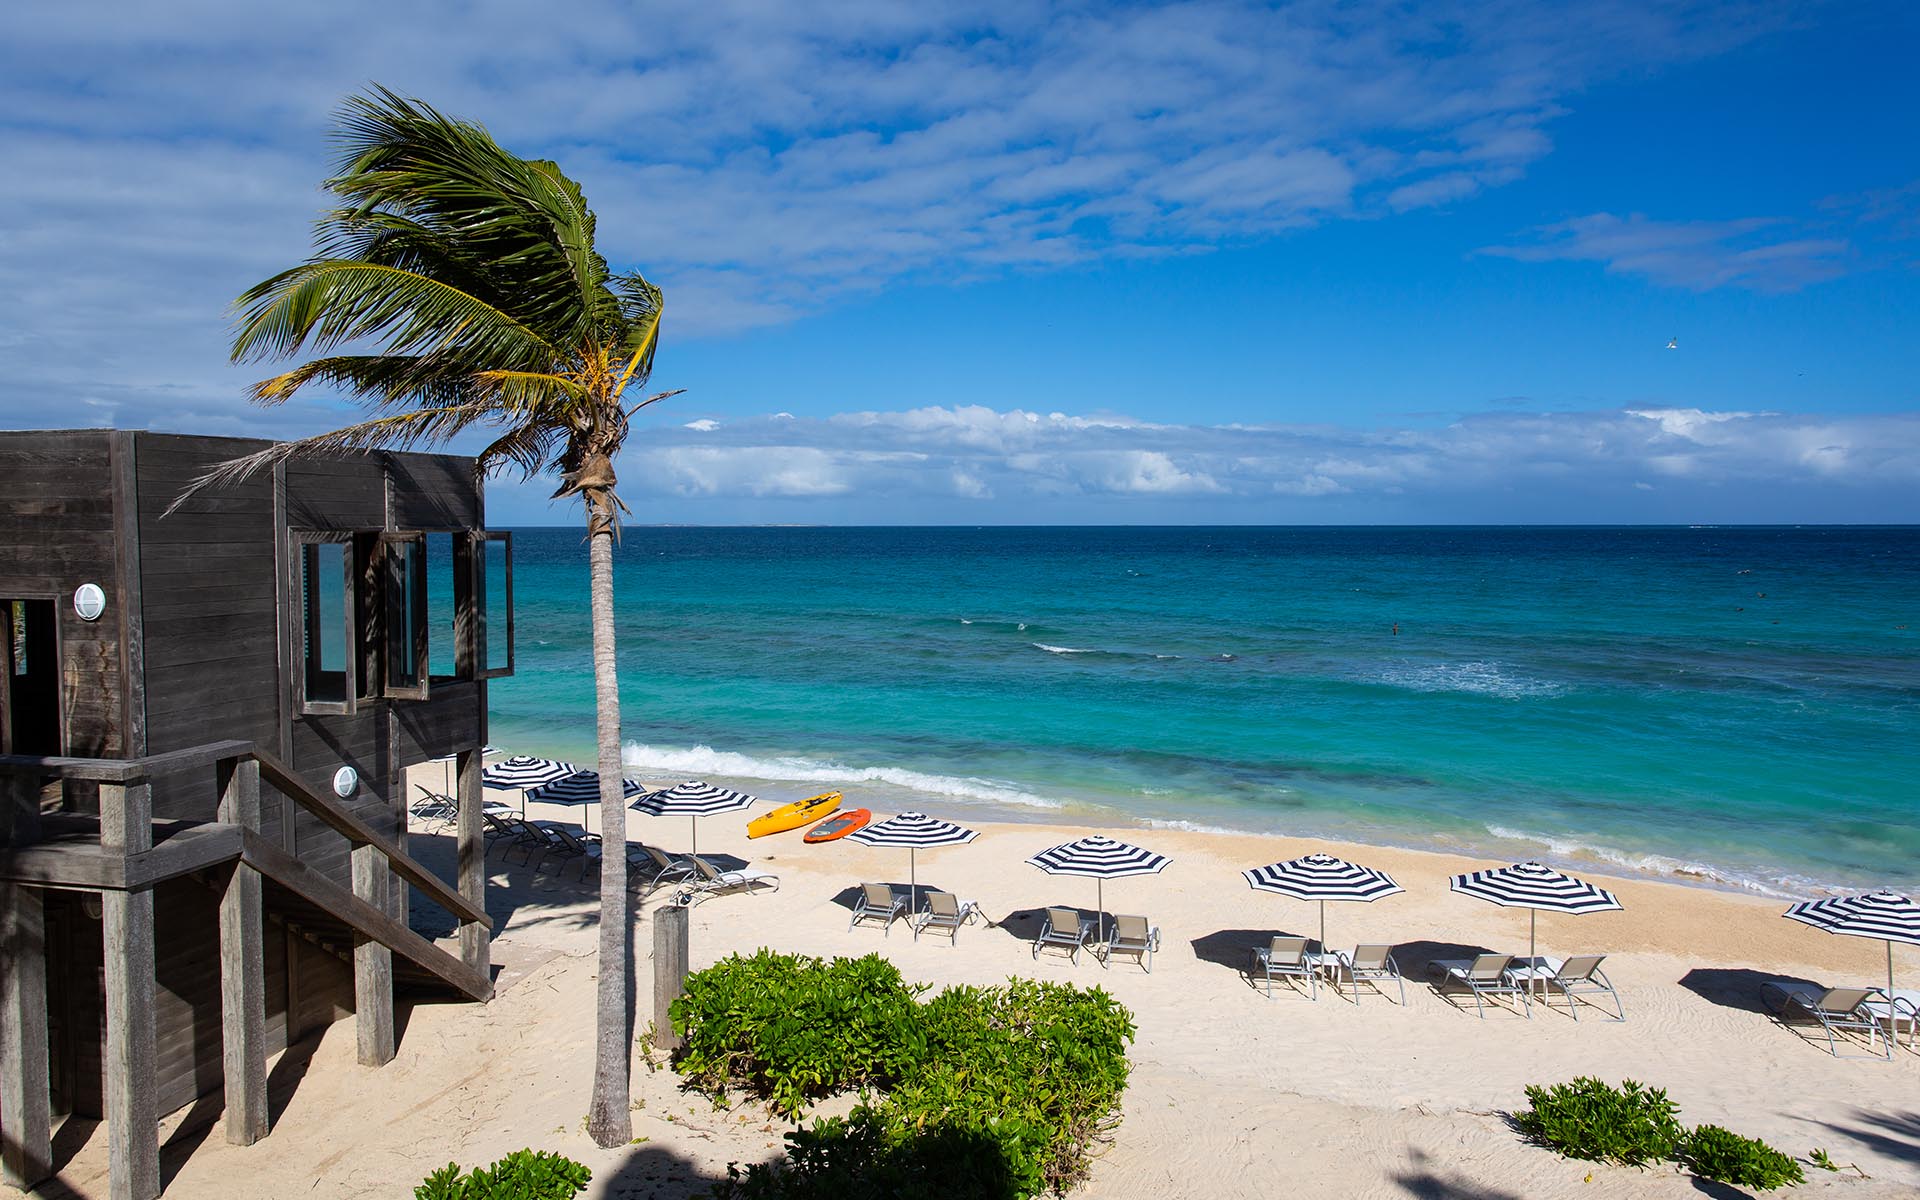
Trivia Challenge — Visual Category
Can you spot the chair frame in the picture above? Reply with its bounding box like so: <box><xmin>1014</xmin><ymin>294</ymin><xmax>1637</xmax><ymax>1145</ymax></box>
<box><xmin>1762</xmin><ymin>982</ymin><xmax>1895</xmax><ymax>1060</ymax></box>
<box><xmin>1033</xmin><ymin>907</ymin><xmax>1091</xmax><ymax>963</ymax></box>
<box><xmin>1100</xmin><ymin>914</ymin><xmax>1161</xmax><ymax>973</ymax></box>
<box><xmin>1429</xmin><ymin>954</ymin><xmax>1530</xmax><ymax>1018</ymax></box>
<box><xmin>913</xmin><ymin>891</ymin><xmax>981</xmax><ymax>944</ymax></box>
<box><xmin>1328</xmin><ymin>944</ymin><xmax>1406</xmax><ymax>1005</ymax></box>
<box><xmin>675</xmin><ymin>854</ymin><xmax>780</xmax><ymax>905</ymax></box>
<box><xmin>850</xmin><ymin>883</ymin><xmax>908</xmax><ymax>935</ymax></box>
<box><xmin>634</xmin><ymin>844</ymin><xmax>696</xmax><ymax>894</ymax></box>
<box><xmin>1251</xmin><ymin>935</ymin><xmax>1318</xmax><ymax>999</ymax></box>
<box><xmin>1530</xmin><ymin>954</ymin><xmax>1623</xmax><ymax>1021</ymax></box>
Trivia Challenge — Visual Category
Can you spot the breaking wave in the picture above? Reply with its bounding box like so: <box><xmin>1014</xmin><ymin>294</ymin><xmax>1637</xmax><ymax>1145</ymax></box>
<box><xmin>1377</xmin><ymin>661</ymin><xmax>1568</xmax><ymax>699</ymax></box>
<box><xmin>621</xmin><ymin>741</ymin><xmax>1062</xmax><ymax>810</ymax></box>
<box><xmin>1481</xmin><ymin>825</ymin><xmax>1829</xmax><ymax>898</ymax></box>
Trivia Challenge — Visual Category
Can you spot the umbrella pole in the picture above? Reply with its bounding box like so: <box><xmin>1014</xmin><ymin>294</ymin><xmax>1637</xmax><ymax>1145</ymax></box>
<box><xmin>910</xmin><ymin>848</ymin><xmax>918</xmax><ymax>916</ymax></box>
<box><xmin>1319</xmin><ymin>900</ymin><xmax>1327</xmax><ymax>954</ymax></box>
<box><xmin>1097</xmin><ymin>879</ymin><xmax>1105</xmax><ymax>945</ymax></box>
<box><xmin>691</xmin><ymin>816</ymin><xmax>698</xmax><ymax>859</ymax></box>
<box><xmin>1890</xmin><ymin>939</ymin><xmax>1897</xmax><ymax>1002</ymax></box>
<box><xmin>1529</xmin><ymin>909</ymin><xmax>1538</xmax><ymax>965</ymax></box>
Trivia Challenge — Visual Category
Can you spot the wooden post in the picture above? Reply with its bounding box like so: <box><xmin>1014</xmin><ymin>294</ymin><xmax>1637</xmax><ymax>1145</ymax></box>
<box><xmin>350</xmin><ymin>842</ymin><xmax>395</xmax><ymax>1066</ymax></box>
<box><xmin>0</xmin><ymin>879</ymin><xmax>51</xmax><ymax>1189</ymax></box>
<box><xmin>455</xmin><ymin>747</ymin><xmax>488</xmax><ymax>979</ymax></box>
<box><xmin>652</xmin><ymin>904</ymin><xmax>689</xmax><ymax>1055</ymax></box>
<box><xmin>99</xmin><ymin>779</ymin><xmax>159</xmax><ymax>1200</ymax></box>
<box><xmin>216</xmin><ymin>757</ymin><xmax>269</xmax><ymax>1144</ymax></box>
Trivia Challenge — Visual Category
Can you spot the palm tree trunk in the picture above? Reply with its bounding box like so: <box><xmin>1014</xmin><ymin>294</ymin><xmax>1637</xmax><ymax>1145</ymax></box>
<box><xmin>585</xmin><ymin>514</ymin><xmax>632</xmax><ymax>1147</ymax></box>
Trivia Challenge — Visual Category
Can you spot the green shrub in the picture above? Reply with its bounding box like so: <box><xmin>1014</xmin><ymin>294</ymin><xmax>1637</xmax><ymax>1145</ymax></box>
<box><xmin>675</xmin><ymin>954</ymin><xmax>1136</xmax><ymax>1199</ymax></box>
<box><xmin>673</xmin><ymin>950</ymin><xmax>925</xmax><ymax>1118</ymax></box>
<box><xmin>414</xmin><ymin>1149</ymin><xmax>590</xmax><ymax>1200</ymax></box>
<box><xmin>1679</xmin><ymin>1125</ymin><xmax>1805</xmax><ymax>1191</ymax></box>
<box><xmin>1513</xmin><ymin>1078</ymin><xmax>1682</xmax><ymax>1165</ymax></box>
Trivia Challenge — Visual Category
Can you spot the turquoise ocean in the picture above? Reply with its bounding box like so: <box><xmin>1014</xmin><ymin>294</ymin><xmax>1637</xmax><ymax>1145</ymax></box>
<box><xmin>483</xmin><ymin>526</ymin><xmax>1919</xmax><ymax>897</ymax></box>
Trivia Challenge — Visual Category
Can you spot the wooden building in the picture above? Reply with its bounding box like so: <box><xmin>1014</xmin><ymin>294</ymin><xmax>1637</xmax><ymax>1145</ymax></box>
<box><xmin>0</xmin><ymin>430</ymin><xmax>511</xmax><ymax>1200</ymax></box>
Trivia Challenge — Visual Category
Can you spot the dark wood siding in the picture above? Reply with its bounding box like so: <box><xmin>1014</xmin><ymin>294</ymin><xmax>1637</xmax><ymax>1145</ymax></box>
<box><xmin>387</xmin><ymin>453</ymin><xmax>482</xmax><ymax>529</ymax></box>
<box><xmin>133</xmin><ymin>434</ymin><xmax>282</xmax><ymax>822</ymax></box>
<box><xmin>0</xmin><ymin>430</ymin><xmax>127</xmax><ymax>758</ymax></box>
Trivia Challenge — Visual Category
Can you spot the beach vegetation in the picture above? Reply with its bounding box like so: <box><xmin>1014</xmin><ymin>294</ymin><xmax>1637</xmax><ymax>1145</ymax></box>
<box><xmin>205</xmin><ymin>86</ymin><xmax>673</xmax><ymax>1149</ymax></box>
<box><xmin>414</xmin><ymin>1149</ymin><xmax>591</xmax><ymax>1199</ymax></box>
<box><xmin>1513</xmin><ymin>1077</ymin><xmax>1683</xmax><ymax>1166</ymax></box>
<box><xmin>675</xmin><ymin>951</ymin><xmax>1135</xmax><ymax>1199</ymax></box>
<box><xmin>1679</xmin><ymin>1126</ymin><xmax>1805</xmax><ymax>1191</ymax></box>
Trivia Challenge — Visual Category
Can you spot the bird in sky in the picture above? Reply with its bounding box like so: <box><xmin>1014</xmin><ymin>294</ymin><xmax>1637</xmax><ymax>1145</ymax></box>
<box><xmin>1665</xmin><ymin>337</ymin><xmax>1678</xmax><ymax>350</ymax></box>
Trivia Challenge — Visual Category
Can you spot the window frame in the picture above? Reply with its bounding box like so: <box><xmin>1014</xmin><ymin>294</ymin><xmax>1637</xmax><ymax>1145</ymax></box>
<box><xmin>380</xmin><ymin>530</ymin><xmax>431</xmax><ymax>701</ymax></box>
<box><xmin>291</xmin><ymin>531</ymin><xmax>359</xmax><ymax>716</ymax></box>
<box><xmin>473</xmin><ymin>530</ymin><xmax>514</xmax><ymax>681</ymax></box>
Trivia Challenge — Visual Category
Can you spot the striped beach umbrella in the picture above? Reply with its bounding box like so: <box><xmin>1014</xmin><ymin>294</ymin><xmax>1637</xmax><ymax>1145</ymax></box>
<box><xmin>1449</xmin><ymin>861</ymin><xmax>1622</xmax><ymax>962</ymax></box>
<box><xmin>1244</xmin><ymin>853</ymin><xmax>1404</xmax><ymax>950</ymax></box>
<box><xmin>481</xmin><ymin>755</ymin><xmax>578</xmax><ymax>817</ymax></box>
<box><xmin>631</xmin><ymin>780</ymin><xmax>759</xmax><ymax>856</ymax></box>
<box><xmin>528</xmin><ymin>770</ymin><xmax>645</xmax><ymax>834</ymax></box>
<box><xmin>428</xmin><ymin>745</ymin><xmax>503</xmax><ymax>794</ymax></box>
<box><xmin>1026</xmin><ymin>835</ymin><xmax>1171</xmax><ymax>944</ymax></box>
<box><xmin>848</xmin><ymin>812</ymin><xmax>977</xmax><ymax>913</ymax></box>
<box><xmin>1785</xmin><ymin>890</ymin><xmax>1920</xmax><ymax>1003</ymax></box>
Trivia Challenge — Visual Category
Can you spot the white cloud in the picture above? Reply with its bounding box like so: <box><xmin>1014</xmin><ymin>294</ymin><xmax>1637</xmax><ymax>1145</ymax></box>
<box><xmin>587</xmin><ymin>402</ymin><xmax>1920</xmax><ymax>521</ymax></box>
<box><xmin>0</xmin><ymin>1</ymin><xmax>1797</xmax><ymax>433</ymax></box>
<box><xmin>1484</xmin><ymin>213</ymin><xmax>1851</xmax><ymax>292</ymax></box>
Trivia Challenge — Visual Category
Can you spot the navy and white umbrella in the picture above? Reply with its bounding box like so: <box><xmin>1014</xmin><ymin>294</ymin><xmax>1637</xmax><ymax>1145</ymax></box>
<box><xmin>481</xmin><ymin>755</ymin><xmax>578</xmax><ymax>817</ymax></box>
<box><xmin>527</xmin><ymin>770</ymin><xmax>646</xmax><ymax>834</ymax></box>
<box><xmin>631</xmin><ymin>780</ymin><xmax>759</xmax><ymax>856</ymax></box>
<box><xmin>1244</xmin><ymin>853</ymin><xmax>1404</xmax><ymax>951</ymax></box>
<box><xmin>1449</xmin><ymin>861</ymin><xmax>1623</xmax><ymax>962</ymax></box>
<box><xmin>1026</xmin><ymin>835</ymin><xmax>1171</xmax><ymax>943</ymax></box>
<box><xmin>428</xmin><ymin>745</ymin><xmax>503</xmax><ymax>794</ymax></box>
<box><xmin>847</xmin><ymin>812</ymin><xmax>977</xmax><ymax>912</ymax></box>
<box><xmin>1785</xmin><ymin>890</ymin><xmax>1920</xmax><ymax>1002</ymax></box>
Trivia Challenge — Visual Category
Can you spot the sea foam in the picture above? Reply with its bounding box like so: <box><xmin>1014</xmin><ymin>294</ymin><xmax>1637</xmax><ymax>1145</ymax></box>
<box><xmin>1377</xmin><ymin>661</ymin><xmax>1568</xmax><ymax>699</ymax></box>
<box><xmin>1481</xmin><ymin>824</ymin><xmax>1825</xmax><ymax>897</ymax></box>
<box><xmin>620</xmin><ymin>741</ymin><xmax>1063</xmax><ymax>810</ymax></box>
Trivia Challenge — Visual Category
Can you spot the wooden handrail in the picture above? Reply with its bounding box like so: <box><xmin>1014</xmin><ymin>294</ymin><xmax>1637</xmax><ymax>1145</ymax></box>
<box><xmin>0</xmin><ymin>740</ymin><xmax>491</xmax><ymax>930</ymax></box>
<box><xmin>250</xmin><ymin>748</ymin><xmax>490</xmax><ymax>929</ymax></box>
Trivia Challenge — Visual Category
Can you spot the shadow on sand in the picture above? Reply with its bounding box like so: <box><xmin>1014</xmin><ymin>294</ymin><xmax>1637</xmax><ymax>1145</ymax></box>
<box><xmin>1390</xmin><ymin>1147</ymin><xmax>1527</xmax><ymax>1199</ymax></box>
<box><xmin>1677</xmin><ymin>966</ymin><xmax>1816</xmax><ymax>1017</ymax></box>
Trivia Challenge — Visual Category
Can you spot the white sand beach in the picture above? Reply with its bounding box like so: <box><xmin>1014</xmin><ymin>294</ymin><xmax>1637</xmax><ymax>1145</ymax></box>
<box><xmin>30</xmin><ymin>778</ymin><xmax>1920</xmax><ymax>1199</ymax></box>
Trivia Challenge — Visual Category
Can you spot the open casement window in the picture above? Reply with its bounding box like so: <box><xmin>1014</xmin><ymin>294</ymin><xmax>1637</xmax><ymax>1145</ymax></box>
<box><xmin>294</xmin><ymin>533</ymin><xmax>357</xmax><ymax>715</ymax></box>
<box><xmin>380</xmin><ymin>531</ymin><xmax>430</xmax><ymax>700</ymax></box>
<box><xmin>457</xmin><ymin>531</ymin><xmax>514</xmax><ymax>680</ymax></box>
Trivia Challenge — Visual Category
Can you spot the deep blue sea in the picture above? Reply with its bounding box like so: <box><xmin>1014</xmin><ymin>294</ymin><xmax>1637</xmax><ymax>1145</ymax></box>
<box><xmin>483</xmin><ymin>526</ymin><xmax>1919</xmax><ymax>897</ymax></box>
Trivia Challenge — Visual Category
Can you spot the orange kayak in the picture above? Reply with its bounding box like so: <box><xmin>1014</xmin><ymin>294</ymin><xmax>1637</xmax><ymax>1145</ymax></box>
<box><xmin>803</xmin><ymin>808</ymin><xmax>871</xmax><ymax>843</ymax></box>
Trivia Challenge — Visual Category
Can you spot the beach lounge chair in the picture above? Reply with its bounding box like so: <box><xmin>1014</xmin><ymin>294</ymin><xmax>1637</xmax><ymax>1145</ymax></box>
<box><xmin>538</xmin><ymin>824</ymin><xmax>603</xmax><ymax>879</ymax></box>
<box><xmin>1327</xmin><ymin>944</ymin><xmax>1406</xmax><ymax>1005</ymax></box>
<box><xmin>1099</xmin><ymin>914</ymin><xmax>1161</xmax><ymax>972</ymax></box>
<box><xmin>1761</xmin><ymin>982</ymin><xmax>1897</xmax><ymax>1060</ymax></box>
<box><xmin>1522</xmin><ymin>954</ymin><xmax>1623</xmax><ymax>1021</ymax></box>
<box><xmin>1033</xmin><ymin>906</ymin><xmax>1091</xmax><ymax>963</ymax></box>
<box><xmin>1250</xmin><ymin>935</ymin><xmax>1317</xmax><ymax>999</ymax></box>
<box><xmin>676</xmin><ymin>854</ymin><xmax>780</xmax><ymax>905</ymax></box>
<box><xmin>481</xmin><ymin>810</ymin><xmax>520</xmax><ymax>846</ymax></box>
<box><xmin>1429</xmin><ymin>954</ymin><xmax>1530</xmax><ymax>1018</ymax></box>
<box><xmin>1866</xmin><ymin>989</ymin><xmax>1920</xmax><ymax>1051</ymax></box>
<box><xmin>850</xmin><ymin>883</ymin><xmax>908</xmax><ymax>935</ymax></box>
<box><xmin>634</xmin><ymin>844</ymin><xmax>696</xmax><ymax>894</ymax></box>
<box><xmin>914</xmin><ymin>891</ymin><xmax>982</xmax><ymax>944</ymax></box>
<box><xmin>410</xmin><ymin>785</ymin><xmax>458</xmax><ymax>830</ymax></box>
<box><xmin>497</xmin><ymin>817</ymin><xmax>559</xmax><ymax>866</ymax></box>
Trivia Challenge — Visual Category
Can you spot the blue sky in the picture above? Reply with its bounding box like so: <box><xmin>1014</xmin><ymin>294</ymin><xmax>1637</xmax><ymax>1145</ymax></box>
<box><xmin>3</xmin><ymin>1</ymin><xmax>1916</xmax><ymax>523</ymax></box>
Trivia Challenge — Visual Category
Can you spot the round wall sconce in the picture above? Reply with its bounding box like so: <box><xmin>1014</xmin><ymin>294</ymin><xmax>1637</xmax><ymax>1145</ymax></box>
<box><xmin>73</xmin><ymin>583</ymin><xmax>106</xmax><ymax>622</ymax></box>
<box><xmin>332</xmin><ymin>766</ymin><xmax>359</xmax><ymax>798</ymax></box>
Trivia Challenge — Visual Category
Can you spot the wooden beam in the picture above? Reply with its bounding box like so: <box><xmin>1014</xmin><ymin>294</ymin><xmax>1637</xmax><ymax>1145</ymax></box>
<box><xmin>350</xmin><ymin>843</ymin><xmax>395</xmax><ymax>1066</ymax></box>
<box><xmin>252</xmin><ymin>747</ymin><xmax>490</xmax><ymax>929</ymax></box>
<box><xmin>110</xmin><ymin>431</ymin><xmax>148</xmax><ymax>759</ymax></box>
<box><xmin>0</xmin><ymin>880</ymin><xmax>51</xmax><ymax>1190</ymax></box>
<box><xmin>98</xmin><ymin>781</ymin><xmax>159</xmax><ymax>1200</ymax></box>
<box><xmin>239</xmin><ymin>832</ymin><xmax>489</xmax><ymax>1002</ymax></box>
<box><xmin>2</xmin><ymin>771</ymin><xmax>38</xmax><ymax>848</ymax></box>
<box><xmin>0</xmin><ymin>822</ymin><xmax>243</xmax><ymax>890</ymax></box>
<box><xmin>652</xmin><ymin>903</ymin><xmax>689</xmax><ymax>1056</ymax></box>
<box><xmin>455</xmin><ymin>746</ymin><xmax>488</xmax><ymax>979</ymax></box>
<box><xmin>216</xmin><ymin>759</ymin><xmax>268</xmax><ymax>1146</ymax></box>
<box><xmin>0</xmin><ymin>739</ymin><xmax>253</xmax><ymax>785</ymax></box>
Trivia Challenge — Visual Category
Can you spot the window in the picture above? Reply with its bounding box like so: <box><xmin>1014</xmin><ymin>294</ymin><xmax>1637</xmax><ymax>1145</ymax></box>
<box><xmin>295</xmin><ymin>534</ymin><xmax>356</xmax><ymax>714</ymax></box>
<box><xmin>475</xmin><ymin>532</ymin><xmax>513</xmax><ymax>679</ymax></box>
<box><xmin>382</xmin><ymin>531</ymin><xmax>429</xmax><ymax>699</ymax></box>
<box><xmin>1</xmin><ymin>598</ymin><xmax>60</xmax><ymax>755</ymax></box>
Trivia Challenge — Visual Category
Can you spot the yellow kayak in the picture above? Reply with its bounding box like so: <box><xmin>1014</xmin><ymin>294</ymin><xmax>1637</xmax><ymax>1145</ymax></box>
<box><xmin>748</xmin><ymin>791</ymin><xmax>842</xmax><ymax>839</ymax></box>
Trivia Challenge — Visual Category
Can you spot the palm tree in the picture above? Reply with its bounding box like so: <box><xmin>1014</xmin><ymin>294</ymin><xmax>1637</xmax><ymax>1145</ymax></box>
<box><xmin>196</xmin><ymin>87</ymin><xmax>672</xmax><ymax>1147</ymax></box>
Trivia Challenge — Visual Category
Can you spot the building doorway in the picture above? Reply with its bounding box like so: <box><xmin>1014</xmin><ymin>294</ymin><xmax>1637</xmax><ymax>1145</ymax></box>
<box><xmin>1</xmin><ymin>597</ymin><xmax>60</xmax><ymax>755</ymax></box>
